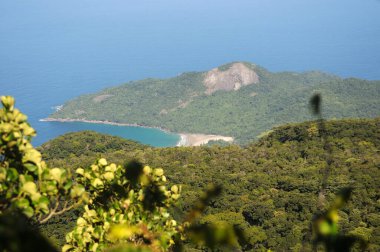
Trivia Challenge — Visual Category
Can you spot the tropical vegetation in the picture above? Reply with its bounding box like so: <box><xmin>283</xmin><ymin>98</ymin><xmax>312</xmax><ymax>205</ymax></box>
<box><xmin>50</xmin><ymin>62</ymin><xmax>380</xmax><ymax>144</ymax></box>
<box><xmin>1</xmin><ymin>96</ymin><xmax>379</xmax><ymax>251</ymax></box>
<box><xmin>40</xmin><ymin>121</ymin><xmax>380</xmax><ymax>250</ymax></box>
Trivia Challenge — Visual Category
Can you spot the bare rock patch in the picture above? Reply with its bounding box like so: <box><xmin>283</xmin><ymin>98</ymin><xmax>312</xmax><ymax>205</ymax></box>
<box><xmin>93</xmin><ymin>94</ymin><xmax>114</xmax><ymax>103</ymax></box>
<box><xmin>203</xmin><ymin>63</ymin><xmax>259</xmax><ymax>95</ymax></box>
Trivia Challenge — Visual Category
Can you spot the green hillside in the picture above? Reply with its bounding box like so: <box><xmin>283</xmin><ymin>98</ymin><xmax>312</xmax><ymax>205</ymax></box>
<box><xmin>39</xmin><ymin>130</ymin><xmax>147</xmax><ymax>160</ymax></box>
<box><xmin>49</xmin><ymin>62</ymin><xmax>380</xmax><ymax>144</ymax></box>
<box><xmin>39</xmin><ymin>118</ymin><xmax>380</xmax><ymax>251</ymax></box>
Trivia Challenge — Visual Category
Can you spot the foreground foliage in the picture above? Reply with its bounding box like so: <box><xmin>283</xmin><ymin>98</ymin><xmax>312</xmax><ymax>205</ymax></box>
<box><xmin>63</xmin><ymin>160</ymin><xmax>181</xmax><ymax>252</ymax></box>
<box><xmin>0</xmin><ymin>96</ymin><xmax>183</xmax><ymax>251</ymax></box>
<box><xmin>0</xmin><ymin>96</ymin><xmax>86</xmax><ymax>222</ymax></box>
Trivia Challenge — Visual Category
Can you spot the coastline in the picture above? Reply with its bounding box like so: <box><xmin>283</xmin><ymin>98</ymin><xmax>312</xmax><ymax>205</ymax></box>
<box><xmin>176</xmin><ymin>133</ymin><xmax>234</xmax><ymax>147</ymax></box>
<box><xmin>40</xmin><ymin>118</ymin><xmax>234</xmax><ymax>147</ymax></box>
<box><xmin>40</xmin><ymin>118</ymin><xmax>171</xmax><ymax>132</ymax></box>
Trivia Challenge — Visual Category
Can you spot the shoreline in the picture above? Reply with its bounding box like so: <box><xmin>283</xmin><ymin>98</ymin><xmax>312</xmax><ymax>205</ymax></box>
<box><xmin>176</xmin><ymin>133</ymin><xmax>234</xmax><ymax>147</ymax></box>
<box><xmin>40</xmin><ymin>118</ymin><xmax>234</xmax><ymax>147</ymax></box>
<box><xmin>40</xmin><ymin>118</ymin><xmax>172</xmax><ymax>133</ymax></box>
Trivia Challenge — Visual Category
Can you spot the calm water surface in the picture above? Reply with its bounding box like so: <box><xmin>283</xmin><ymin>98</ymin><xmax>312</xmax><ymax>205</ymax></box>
<box><xmin>1</xmin><ymin>0</ymin><xmax>379</xmax><ymax>146</ymax></box>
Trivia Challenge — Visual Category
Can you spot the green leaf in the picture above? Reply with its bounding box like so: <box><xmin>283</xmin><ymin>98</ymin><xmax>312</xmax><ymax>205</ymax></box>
<box><xmin>50</xmin><ymin>168</ymin><xmax>63</xmax><ymax>183</ymax></box>
<box><xmin>91</xmin><ymin>178</ymin><xmax>104</xmax><ymax>188</ymax></box>
<box><xmin>15</xmin><ymin>199</ymin><xmax>35</xmax><ymax>219</ymax></box>
<box><xmin>22</xmin><ymin>206</ymin><xmax>34</xmax><ymax>218</ymax></box>
<box><xmin>36</xmin><ymin>196</ymin><xmax>50</xmax><ymax>214</ymax></box>
<box><xmin>6</xmin><ymin>168</ymin><xmax>18</xmax><ymax>182</ymax></box>
<box><xmin>41</xmin><ymin>180</ymin><xmax>58</xmax><ymax>195</ymax></box>
<box><xmin>93</xmin><ymin>226</ymin><xmax>102</xmax><ymax>240</ymax></box>
<box><xmin>1</xmin><ymin>96</ymin><xmax>15</xmax><ymax>110</ymax></box>
<box><xmin>98</xmin><ymin>158</ymin><xmax>107</xmax><ymax>166</ymax></box>
<box><xmin>75</xmin><ymin>168</ymin><xmax>84</xmax><ymax>175</ymax></box>
<box><xmin>63</xmin><ymin>180</ymin><xmax>73</xmax><ymax>191</ymax></box>
<box><xmin>15</xmin><ymin>198</ymin><xmax>30</xmax><ymax>209</ymax></box>
<box><xmin>20</xmin><ymin>174</ymin><xmax>35</xmax><ymax>183</ymax></box>
<box><xmin>76</xmin><ymin>217</ymin><xmax>87</xmax><ymax>227</ymax></box>
<box><xmin>0</xmin><ymin>123</ymin><xmax>12</xmax><ymax>133</ymax></box>
<box><xmin>62</xmin><ymin>244</ymin><xmax>73</xmax><ymax>252</ymax></box>
<box><xmin>70</xmin><ymin>184</ymin><xmax>85</xmax><ymax>198</ymax></box>
<box><xmin>103</xmin><ymin>172</ymin><xmax>114</xmax><ymax>181</ymax></box>
<box><xmin>22</xmin><ymin>149</ymin><xmax>41</xmax><ymax>165</ymax></box>
<box><xmin>21</xmin><ymin>181</ymin><xmax>37</xmax><ymax>195</ymax></box>
<box><xmin>24</xmin><ymin>163</ymin><xmax>38</xmax><ymax>172</ymax></box>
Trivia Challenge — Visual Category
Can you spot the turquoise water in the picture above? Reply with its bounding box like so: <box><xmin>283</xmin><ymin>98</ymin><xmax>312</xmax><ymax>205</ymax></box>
<box><xmin>45</xmin><ymin>121</ymin><xmax>179</xmax><ymax>147</ymax></box>
<box><xmin>1</xmin><ymin>0</ymin><xmax>379</xmax><ymax>146</ymax></box>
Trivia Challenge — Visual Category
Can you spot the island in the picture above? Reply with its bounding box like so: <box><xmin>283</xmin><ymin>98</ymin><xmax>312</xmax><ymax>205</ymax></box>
<box><xmin>45</xmin><ymin>62</ymin><xmax>380</xmax><ymax>144</ymax></box>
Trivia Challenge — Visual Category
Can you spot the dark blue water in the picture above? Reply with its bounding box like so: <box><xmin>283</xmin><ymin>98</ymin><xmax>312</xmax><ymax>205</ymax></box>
<box><xmin>1</xmin><ymin>0</ymin><xmax>379</xmax><ymax>146</ymax></box>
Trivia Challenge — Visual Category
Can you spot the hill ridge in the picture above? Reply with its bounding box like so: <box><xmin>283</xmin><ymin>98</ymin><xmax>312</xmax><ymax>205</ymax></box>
<box><xmin>48</xmin><ymin>61</ymin><xmax>380</xmax><ymax>144</ymax></box>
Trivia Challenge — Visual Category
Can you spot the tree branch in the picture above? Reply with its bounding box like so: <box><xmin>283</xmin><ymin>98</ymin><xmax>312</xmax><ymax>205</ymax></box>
<box><xmin>39</xmin><ymin>199</ymin><xmax>83</xmax><ymax>224</ymax></box>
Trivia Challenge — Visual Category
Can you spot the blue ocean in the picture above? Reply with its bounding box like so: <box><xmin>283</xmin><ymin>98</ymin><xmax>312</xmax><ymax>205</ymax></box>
<box><xmin>1</xmin><ymin>0</ymin><xmax>379</xmax><ymax>146</ymax></box>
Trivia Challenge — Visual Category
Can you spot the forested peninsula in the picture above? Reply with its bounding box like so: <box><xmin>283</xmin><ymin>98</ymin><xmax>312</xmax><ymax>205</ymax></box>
<box><xmin>48</xmin><ymin>62</ymin><xmax>380</xmax><ymax>144</ymax></box>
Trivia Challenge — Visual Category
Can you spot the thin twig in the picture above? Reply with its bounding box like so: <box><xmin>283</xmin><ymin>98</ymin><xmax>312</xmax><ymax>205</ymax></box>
<box><xmin>39</xmin><ymin>198</ymin><xmax>83</xmax><ymax>224</ymax></box>
<box><xmin>39</xmin><ymin>198</ymin><xmax>60</xmax><ymax>224</ymax></box>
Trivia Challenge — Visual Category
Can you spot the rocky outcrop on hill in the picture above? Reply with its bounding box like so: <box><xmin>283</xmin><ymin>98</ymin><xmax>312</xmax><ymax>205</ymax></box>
<box><xmin>203</xmin><ymin>62</ymin><xmax>259</xmax><ymax>95</ymax></box>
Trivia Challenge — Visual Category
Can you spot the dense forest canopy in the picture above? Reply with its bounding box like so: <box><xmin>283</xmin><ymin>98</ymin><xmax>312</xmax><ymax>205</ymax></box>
<box><xmin>39</xmin><ymin>118</ymin><xmax>380</xmax><ymax>251</ymax></box>
<box><xmin>50</xmin><ymin>62</ymin><xmax>380</xmax><ymax>144</ymax></box>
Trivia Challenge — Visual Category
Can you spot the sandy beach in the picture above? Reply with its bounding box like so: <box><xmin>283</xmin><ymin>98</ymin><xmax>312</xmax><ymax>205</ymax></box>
<box><xmin>40</xmin><ymin>118</ymin><xmax>234</xmax><ymax>146</ymax></box>
<box><xmin>176</xmin><ymin>133</ymin><xmax>234</xmax><ymax>147</ymax></box>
